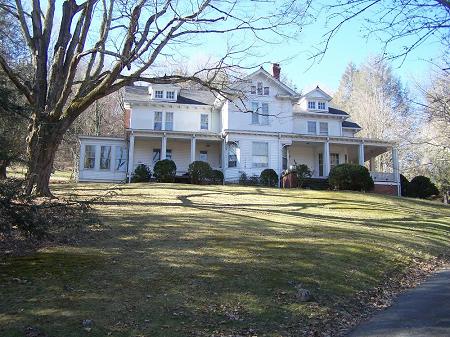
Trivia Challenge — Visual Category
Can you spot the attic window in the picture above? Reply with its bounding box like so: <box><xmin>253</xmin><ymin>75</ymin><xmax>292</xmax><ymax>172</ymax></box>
<box><xmin>308</xmin><ymin>101</ymin><xmax>316</xmax><ymax>109</ymax></box>
<box><xmin>318</xmin><ymin>102</ymin><xmax>326</xmax><ymax>110</ymax></box>
<box><xmin>257</xmin><ymin>82</ymin><xmax>263</xmax><ymax>95</ymax></box>
<box><xmin>154</xmin><ymin>90</ymin><xmax>163</xmax><ymax>99</ymax></box>
<box><xmin>166</xmin><ymin>91</ymin><xmax>175</xmax><ymax>100</ymax></box>
<box><xmin>263</xmin><ymin>87</ymin><xmax>269</xmax><ymax>95</ymax></box>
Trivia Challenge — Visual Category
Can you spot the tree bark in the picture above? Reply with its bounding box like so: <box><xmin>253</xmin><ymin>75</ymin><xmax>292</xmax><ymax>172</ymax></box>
<box><xmin>24</xmin><ymin>117</ymin><xmax>67</xmax><ymax>197</ymax></box>
<box><xmin>0</xmin><ymin>160</ymin><xmax>7</xmax><ymax>180</ymax></box>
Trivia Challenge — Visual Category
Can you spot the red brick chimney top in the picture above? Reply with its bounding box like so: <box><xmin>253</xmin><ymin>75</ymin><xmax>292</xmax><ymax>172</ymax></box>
<box><xmin>272</xmin><ymin>63</ymin><xmax>281</xmax><ymax>80</ymax></box>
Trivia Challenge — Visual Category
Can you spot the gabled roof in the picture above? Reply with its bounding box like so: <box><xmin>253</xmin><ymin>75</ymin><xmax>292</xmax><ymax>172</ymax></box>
<box><xmin>302</xmin><ymin>86</ymin><xmax>333</xmax><ymax>101</ymax></box>
<box><xmin>243</xmin><ymin>67</ymin><xmax>298</xmax><ymax>96</ymax></box>
<box><xmin>342</xmin><ymin>120</ymin><xmax>361</xmax><ymax>128</ymax></box>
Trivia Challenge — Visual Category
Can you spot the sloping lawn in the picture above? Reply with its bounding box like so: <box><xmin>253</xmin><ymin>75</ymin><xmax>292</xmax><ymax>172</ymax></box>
<box><xmin>1</xmin><ymin>183</ymin><xmax>449</xmax><ymax>336</ymax></box>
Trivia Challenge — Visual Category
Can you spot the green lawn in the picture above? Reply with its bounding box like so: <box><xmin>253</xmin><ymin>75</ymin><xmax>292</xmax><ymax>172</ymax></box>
<box><xmin>1</xmin><ymin>182</ymin><xmax>449</xmax><ymax>336</ymax></box>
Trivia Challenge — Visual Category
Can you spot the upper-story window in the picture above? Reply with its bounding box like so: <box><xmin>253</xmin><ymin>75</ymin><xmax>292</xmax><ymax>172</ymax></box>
<box><xmin>154</xmin><ymin>90</ymin><xmax>164</xmax><ymax>99</ymax></box>
<box><xmin>250</xmin><ymin>86</ymin><xmax>256</xmax><ymax>94</ymax></box>
<box><xmin>251</xmin><ymin>102</ymin><xmax>259</xmax><ymax>124</ymax></box>
<box><xmin>318</xmin><ymin>102</ymin><xmax>326</xmax><ymax>110</ymax></box>
<box><xmin>165</xmin><ymin>112</ymin><xmax>174</xmax><ymax>131</ymax></box>
<box><xmin>166</xmin><ymin>91</ymin><xmax>175</xmax><ymax>100</ymax></box>
<box><xmin>154</xmin><ymin>111</ymin><xmax>162</xmax><ymax>130</ymax></box>
<box><xmin>319</xmin><ymin>122</ymin><xmax>328</xmax><ymax>135</ymax></box>
<box><xmin>263</xmin><ymin>87</ymin><xmax>270</xmax><ymax>95</ymax></box>
<box><xmin>257</xmin><ymin>82</ymin><xmax>263</xmax><ymax>95</ymax></box>
<box><xmin>308</xmin><ymin>101</ymin><xmax>316</xmax><ymax>109</ymax></box>
<box><xmin>200</xmin><ymin>114</ymin><xmax>209</xmax><ymax>130</ymax></box>
<box><xmin>261</xmin><ymin>103</ymin><xmax>269</xmax><ymax>125</ymax></box>
<box><xmin>307</xmin><ymin>121</ymin><xmax>316</xmax><ymax>134</ymax></box>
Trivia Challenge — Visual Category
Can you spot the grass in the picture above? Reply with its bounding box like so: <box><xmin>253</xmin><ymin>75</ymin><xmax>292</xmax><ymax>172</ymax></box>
<box><xmin>1</xmin><ymin>180</ymin><xmax>450</xmax><ymax>336</ymax></box>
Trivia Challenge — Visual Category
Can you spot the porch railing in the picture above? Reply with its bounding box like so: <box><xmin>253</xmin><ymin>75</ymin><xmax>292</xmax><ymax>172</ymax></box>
<box><xmin>370</xmin><ymin>171</ymin><xmax>395</xmax><ymax>182</ymax></box>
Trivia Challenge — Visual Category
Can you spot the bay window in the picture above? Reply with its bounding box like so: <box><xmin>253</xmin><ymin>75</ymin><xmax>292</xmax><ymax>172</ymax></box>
<box><xmin>100</xmin><ymin>146</ymin><xmax>111</xmax><ymax>170</ymax></box>
<box><xmin>84</xmin><ymin>145</ymin><xmax>96</xmax><ymax>169</ymax></box>
<box><xmin>115</xmin><ymin>146</ymin><xmax>127</xmax><ymax>171</ymax></box>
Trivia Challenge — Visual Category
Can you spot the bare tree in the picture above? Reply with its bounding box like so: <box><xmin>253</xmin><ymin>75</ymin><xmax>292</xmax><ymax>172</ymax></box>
<box><xmin>314</xmin><ymin>0</ymin><xmax>450</xmax><ymax>65</ymax></box>
<box><xmin>0</xmin><ymin>0</ymin><xmax>307</xmax><ymax>196</ymax></box>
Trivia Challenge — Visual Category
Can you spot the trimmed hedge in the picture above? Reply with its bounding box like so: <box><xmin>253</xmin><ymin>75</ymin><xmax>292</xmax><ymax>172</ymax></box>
<box><xmin>328</xmin><ymin>164</ymin><xmax>374</xmax><ymax>192</ymax></box>
<box><xmin>260</xmin><ymin>169</ymin><xmax>278</xmax><ymax>187</ymax></box>
<box><xmin>131</xmin><ymin>164</ymin><xmax>152</xmax><ymax>183</ymax></box>
<box><xmin>153</xmin><ymin>159</ymin><xmax>177</xmax><ymax>182</ymax></box>
<box><xmin>188</xmin><ymin>161</ymin><xmax>212</xmax><ymax>184</ymax></box>
<box><xmin>210</xmin><ymin>169</ymin><xmax>224</xmax><ymax>185</ymax></box>
<box><xmin>407</xmin><ymin>176</ymin><xmax>439</xmax><ymax>199</ymax></box>
<box><xmin>302</xmin><ymin>178</ymin><xmax>330</xmax><ymax>190</ymax></box>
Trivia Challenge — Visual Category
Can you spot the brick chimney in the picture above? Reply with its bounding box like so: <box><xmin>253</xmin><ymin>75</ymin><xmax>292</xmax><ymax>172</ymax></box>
<box><xmin>272</xmin><ymin>63</ymin><xmax>281</xmax><ymax>80</ymax></box>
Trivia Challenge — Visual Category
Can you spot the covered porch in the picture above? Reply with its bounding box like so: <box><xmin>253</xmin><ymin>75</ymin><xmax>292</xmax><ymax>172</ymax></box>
<box><xmin>283</xmin><ymin>136</ymin><xmax>400</xmax><ymax>194</ymax></box>
<box><xmin>127</xmin><ymin>131</ymin><xmax>224</xmax><ymax>181</ymax></box>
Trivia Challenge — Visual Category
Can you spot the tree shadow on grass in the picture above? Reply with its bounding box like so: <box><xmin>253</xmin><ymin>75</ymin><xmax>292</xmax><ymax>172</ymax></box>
<box><xmin>1</xmin><ymin>183</ymin><xmax>449</xmax><ymax>337</ymax></box>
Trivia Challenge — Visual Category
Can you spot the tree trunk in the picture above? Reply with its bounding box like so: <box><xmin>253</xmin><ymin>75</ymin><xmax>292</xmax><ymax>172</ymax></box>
<box><xmin>0</xmin><ymin>160</ymin><xmax>7</xmax><ymax>180</ymax></box>
<box><xmin>25</xmin><ymin>118</ymin><xmax>67</xmax><ymax>197</ymax></box>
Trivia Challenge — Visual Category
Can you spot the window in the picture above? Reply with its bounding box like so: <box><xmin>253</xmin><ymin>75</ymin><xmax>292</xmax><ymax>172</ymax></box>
<box><xmin>100</xmin><ymin>146</ymin><xmax>111</xmax><ymax>170</ymax></box>
<box><xmin>199</xmin><ymin>151</ymin><xmax>208</xmax><ymax>162</ymax></box>
<box><xmin>115</xmin><ymin>146</ymin><xmax>127</xmax><ymax>171</ymax></box>
<box><xmin>308</xmin><ymin>101</ymin><xmax>316</xmax><ymax>109</ymax></box>
<box><xmin>261</xmin><ymin>103</ymin><xmax>269</xmax><ymax>125</ymax></box>
<box><xmin>344</xmin><ymin>154</ymin><xmax>348</xmax><ymax>163</ymax></box>
<box><xmin>165</xmin><ymin>112</ymin><xmax>174</xmax><ymax>131</ymax></box>
<box><xmin>252</xmin><ymin>142</ymin><xmax>268</xmax><ymax>168</ymax></box>
<box><xmin>251</xmin><ymin>102</ymin><xmax>259</xmax><ymax>124</ymax></box>
<box><xmin>282</xmin><ymin>146</ymin><xmax>288</xmax><ymax>170</ymax></box>
<box><xmin>263</xmin><ymin>87</ymin><xmax>270</xmax><ymax>95</ymax></box>
<box><xmin>250</xmin><ymin>85</ymin><xmax>256</xmax><ymax>94</ymax></box>
<box><xmin>154</xmin><ymin>111</ymin><xmax>162</xmax><ymax>130</ymax></box>
<box><xmin>319</xmin><ymin>122</ymin><xmax>328</xmax><ymax>135</ymax></box>
<box><xmin>84</xmin><ymin>145</ymin><xmax>96</xmax><ymax>169</ymax></box>
<box><xmin>330</xmin><ymin>153</ymin><xmax>340</xmax><ymax>169</ymax></box>
<box><xmin>318</xmin><ymin>102</ymin><xmax>326</xmax><ymax>110</ymax></box>
<box><xmin>153</xmin><ymin>148</ymin><xmax>171</xmax><ymax>163</ymax></box>
<box><xmin>228</xmin><ymin>143</ymin><xmax>237</xmax><ymax>168</ymax></box>
<box><xmin>307</xmin><ymin>121</ymin><xmax>316</xmax><ymax>134</ymax></box>
<box><xmin>153</xmin><ymin>149</ymin><xmax>161</xmax><ymax>164</ymax></box>
<box><xmin>154</xmin><ymin>90</ymin><xmax>163</xmax><ymax>99</ymax></box>
<box><xmin>319</xmin><ymin>153</ymin><xmax>323</xmax><ymax>176</ymax></box>
<box><xmin>166</xmin><ymin>91</ymin><xmax>175</xmax><ymax>100</ymax></box>
<box><xmin>200</xmin><ymin>114</ymin><xmax>209</xmax><ymax>130</ymax></box>
<box><xmin>257</xmin><ymin>82</ymin><xmax>263</xmax><ymax>95</ymax></box>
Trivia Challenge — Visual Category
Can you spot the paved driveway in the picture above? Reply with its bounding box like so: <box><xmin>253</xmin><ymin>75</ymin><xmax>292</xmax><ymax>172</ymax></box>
<box><xmin>349</xmin><ymin>267</ymin><xmax>450</xmax><ymax>337</ymax></box>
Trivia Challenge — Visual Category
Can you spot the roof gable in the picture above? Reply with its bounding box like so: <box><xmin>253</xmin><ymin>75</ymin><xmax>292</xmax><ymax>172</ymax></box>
<box><xmin>243</xmin><ymin>67</ymin><xmax>298</xmax><ymax>96</ymax></box>
<box><xmin>303</xmin><ymin>86</ymin><xmax>332</xmax><ymax>101</ymax></box>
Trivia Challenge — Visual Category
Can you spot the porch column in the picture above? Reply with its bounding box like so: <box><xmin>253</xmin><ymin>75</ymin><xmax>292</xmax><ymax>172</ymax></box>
<box><xmin>323</xmin><ymin>140</ymin><xmax>330</xmax><ymax>176</ymax></box>
<box><xmin>127</xmin><ymin>134</ymin><xmax>135</xmax><ymax>183</ymax></box>
<box><xmin>392</xmin><ymin>147</ymin><xmax>401</xmax><ymax>196</ymax></box>
<box><xmin>221</xmin><ymin>138</ymin><xmax>226</xmax><ymax>170</ymax></box>
<box><xmin>358</xmin><ymin>142</ymin><xmax>365</xmax><ymax>166</ymax></box>
<box><xmin>190</xmin><ymin>136</ymin><xmax>196</xmax><ymax>163</ymax></box>
<box><xmin>161</xmin><ymin>134</ymin><xmax>167</xmax><ymax>160</ymax></box>
<box><xmin>369</xmin><ymin>158</ymin><xmax>375</xmax><ymax>171</ymax></box>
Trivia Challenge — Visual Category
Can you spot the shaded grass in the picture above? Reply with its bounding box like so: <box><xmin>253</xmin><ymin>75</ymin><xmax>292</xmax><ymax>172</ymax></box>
<box><xmin>1</xmin><ymin>182</ymin><xmax>449</xmax><ymax>336</ymax></box>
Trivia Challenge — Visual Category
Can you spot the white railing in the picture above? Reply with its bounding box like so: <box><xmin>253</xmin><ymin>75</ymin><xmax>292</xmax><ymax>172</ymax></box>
<box><xmin>370</xmin><ymin>171</ymin><xmax>395</xmax><ymax>182</ymax></box>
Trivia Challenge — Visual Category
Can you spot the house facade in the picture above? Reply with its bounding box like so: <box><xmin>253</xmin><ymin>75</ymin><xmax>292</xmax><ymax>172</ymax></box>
<box><xmin>78</xmin><ymin>64</ymin><xmax>401</xmax><ymax>195</ymax></box>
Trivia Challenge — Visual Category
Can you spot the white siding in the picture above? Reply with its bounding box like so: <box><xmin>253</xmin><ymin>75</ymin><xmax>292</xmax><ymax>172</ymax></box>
<box><xmin>78</xmin><ymin>138</ymin><xmax>127</xmax><ymax>182</ymax></box>
<box><xmin>293</xmin><ymin>117</ymin><xmax>342</xmax><ymax>136</ymax></box>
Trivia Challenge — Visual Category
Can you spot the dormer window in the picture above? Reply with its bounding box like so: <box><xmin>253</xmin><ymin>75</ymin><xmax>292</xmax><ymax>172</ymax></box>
<box><xmin>257</xmin><ymin>82</ymin><xmax>263</xmax><ymax>95</ymax></box>
<box><xmin>251</xmin><ymin>86</ymin><xmax>256</xmax><ymax>94</ymax></box>
<box><xmin>263</xmin><ymin>87</ymin><xmax>269</xmax><ymax>95</ymax></box>
<box><xmin>318</xmin><ymin>102</ymin><xmax>326</xmax><ymax>110</ymax></box>
<box><xmin>154</xmin><ymin>90</ymin><xmax>163</xmax><ymax>99</ymax></box>
<box><xmin>308</xmin><ymin>101</ymin><xmax>316</xmax><ymax>109</ymax></box>
<box><xmin>166</xmin><ymin>91</ymin><xmax>175</xmax><ymax>100</ymax></box>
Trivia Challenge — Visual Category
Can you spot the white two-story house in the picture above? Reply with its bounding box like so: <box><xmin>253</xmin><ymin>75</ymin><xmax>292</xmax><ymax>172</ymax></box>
<box><xmin>78</xmin><ymin>64</ymin><xmax>401</xmax><ymax>195</ymax></box>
